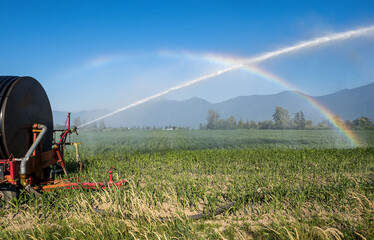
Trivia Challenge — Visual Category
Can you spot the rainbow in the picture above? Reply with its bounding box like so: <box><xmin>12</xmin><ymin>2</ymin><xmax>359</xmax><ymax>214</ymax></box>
<box><xmin>80</xmin><ymin>51</ymin><xmax>362</xmax><ymax>146</ymax></box>
<box><xmin>175</xmin><ymin>52</ymin><xmax>361</xmax><ymax>146</ymax></box>
<box><xmin>243</xmin><ymin>65</ymin><xmax>360</xmax><ymax>146</ymax></box>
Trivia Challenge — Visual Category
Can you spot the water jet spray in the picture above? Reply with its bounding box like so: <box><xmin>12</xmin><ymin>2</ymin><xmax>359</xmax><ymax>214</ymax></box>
<box><xmin>78</xmin><ymin>25</ymin><xmax>374</xmax><ymax>129</ymax></box>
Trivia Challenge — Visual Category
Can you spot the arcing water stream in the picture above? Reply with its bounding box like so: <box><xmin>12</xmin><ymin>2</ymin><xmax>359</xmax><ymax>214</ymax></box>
<box><xmin>78</xmin><ymin>25</ymin><xmax>374</xmax><ymax>128</ymax></box>
<box><xmin>78</xmin><ymin>64</ymin><xmax>243</xmax><ymax>128</ymax></box>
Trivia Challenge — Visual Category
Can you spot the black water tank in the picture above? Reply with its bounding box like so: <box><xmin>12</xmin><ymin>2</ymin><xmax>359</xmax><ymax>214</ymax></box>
<box><xmin>0</xmin><ymin>76</ymin><xmax>53</xmax><ymax>158</ymax></box>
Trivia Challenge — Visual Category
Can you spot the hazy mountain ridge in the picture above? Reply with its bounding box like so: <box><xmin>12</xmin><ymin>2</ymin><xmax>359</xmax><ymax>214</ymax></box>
<box><xmin>53</xmin><ymin>82</ymin><xmax>374</xmax><ymax>128</ymax></box>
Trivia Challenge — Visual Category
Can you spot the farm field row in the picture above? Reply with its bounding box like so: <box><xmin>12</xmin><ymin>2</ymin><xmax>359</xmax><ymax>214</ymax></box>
<box><xmin>70</xmin><ymin>129</ymin><xmax>374</xmax><ymax>153</ymax></box>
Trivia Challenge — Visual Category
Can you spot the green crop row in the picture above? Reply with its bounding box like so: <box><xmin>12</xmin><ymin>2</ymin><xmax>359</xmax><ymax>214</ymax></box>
<box><xmin>70</xmin><ymin>129</ymin><xmax>374</xmax><ymax>154</ymax></box>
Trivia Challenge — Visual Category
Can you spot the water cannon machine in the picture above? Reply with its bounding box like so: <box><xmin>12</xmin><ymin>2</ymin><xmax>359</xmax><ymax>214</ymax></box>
<box><xmin>0</xmin><ymin>76</ymin><xmax>126</xmax><ymax>202</ymax></box>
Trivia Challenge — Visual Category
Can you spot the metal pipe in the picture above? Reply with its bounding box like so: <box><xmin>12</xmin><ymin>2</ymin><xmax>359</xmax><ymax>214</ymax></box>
<box><xmin>20</xmin><ymin>124</ymin><xmax>48</xmax><ymax>176</ymax></box>
<box><xmin>24</xmin><ymin>184</ymin><xmax>41</xmax><ymax>197</ymax></box>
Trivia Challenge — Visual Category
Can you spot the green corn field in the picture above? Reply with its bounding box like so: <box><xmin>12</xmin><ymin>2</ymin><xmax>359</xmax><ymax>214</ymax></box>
<box><xmin>1</xmin><ymin>129</ymin><xmax>373</xmax><ymax>239</ymax></box>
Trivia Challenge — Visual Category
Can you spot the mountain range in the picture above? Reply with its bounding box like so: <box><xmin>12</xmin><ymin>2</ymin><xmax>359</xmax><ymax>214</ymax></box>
<box><xmin>53</xmin><ymin>82</ymin><xmax>374</xmax><ymax>128</ymax></box>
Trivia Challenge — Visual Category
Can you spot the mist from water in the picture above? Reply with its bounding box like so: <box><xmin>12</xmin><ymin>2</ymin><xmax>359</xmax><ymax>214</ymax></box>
<box><xmin>78</xmin><ymin>65</ymin><xmax>242</xmax><ymax>127</ymax></box>
<box><xmin>78</xmin><ymin>25</ymin><xmax>374</xmax><ymax>128</ymax></box>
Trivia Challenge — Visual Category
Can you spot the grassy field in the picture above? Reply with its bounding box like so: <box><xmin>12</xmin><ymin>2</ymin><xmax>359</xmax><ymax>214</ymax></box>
<box><xmin>72</xmin><ymin>129</ymin><xmax>374</xmax><ymax>153</ymax></box>
<box><xmin>1</xmin><ymin>130</ymin><xmax>373</xmax><ymax>239</ymax></box>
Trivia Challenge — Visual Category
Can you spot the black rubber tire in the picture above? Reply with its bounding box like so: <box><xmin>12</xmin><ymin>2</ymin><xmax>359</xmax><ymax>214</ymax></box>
<box><xmin>0</xmin><ymin>184</ymin><xmax>18</xmax><ymax>203</ymax></box>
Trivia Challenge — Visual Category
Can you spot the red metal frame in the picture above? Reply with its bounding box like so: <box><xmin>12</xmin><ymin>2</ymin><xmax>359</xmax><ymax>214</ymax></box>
<box><xmin>0</xmin><ymin>150</ymin><xmax>60</xmax><ymax>186</ymax></box>
<box><xmin>41</xmin><ymin>171</ymin><xmax>127</xmax><ymax>192</ymax></box>
<box><xmin>0</xmin><ymin>113</ymin><xmax>127</xmax><ymax>194</ymax></box>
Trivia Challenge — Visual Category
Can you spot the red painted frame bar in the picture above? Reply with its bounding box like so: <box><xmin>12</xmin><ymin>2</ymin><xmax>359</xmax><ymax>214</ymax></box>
<box><xmin>41</xmin><ymin>179</ymin><xmax>127</xmax><ymax>192</ymax></box>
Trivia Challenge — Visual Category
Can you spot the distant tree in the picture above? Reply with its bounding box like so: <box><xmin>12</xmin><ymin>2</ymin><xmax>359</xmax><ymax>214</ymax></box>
<box><xmin>305</xmin><ymin>120</ymin><xmax>313</xmax><ymax>129</ymax></box>
<box><xmin>206</xmin><ymin>109</ymin><xmax>220</xmax><ymax>129</ymax></box>
<box><xmin>317</xmin><ymin>120</ymin><xmax>330</xmax><ymax>129</ymax></box>
<box><xmin>345</xmin><ymin>120</ymin><xmax>354</xmax><ymax>129</ymax></box>
<box><xmin>244</xmin><ymin>119</ymin><xmax>250</xmax><ymax>129</ymax></box>
<box><xmin>293</xmin><ymin>112</ymin><xmax>300</xmax><ymax>129</ymax></box>
<box><xmin>353</xmin><ymin>116</ymin><xmax>373</xmax><ymax>129</ymax></box>
<box><xmin>249</xmin><ymin>120</ymin><xmax>258</xmax><ymax>129</ymax></box>
<box><xmin>227</xmin><ymin>116</ymin><xmax>237</xmax><ymax>129</ymax></box>
<box><xmin>216</xmin><ymin>119</ymin><xmax>227</xmax><ymax>129</ymax></box>
<box><xmin>293</xmin><ymin>111</ymin><xmax>306</xmax><ymax>129</ymax></box>
<box><xmin>273</xmin><ymin>106</ymin><xmax>291</xmax><ymax>129</ymax></box>
<box><xmin>300</xmin><ymin>111</ymin><xmax>306</xmax><ymax>129</ymax></box>
<box><xmin>238</xmin><ymin>118</ymin><xmax>244</xmax><ymax>129</ymax></box>
<box><xmin>259</xmin><ymin>120</ymin><xmax>274</xmax><ymax>129</ymax></box>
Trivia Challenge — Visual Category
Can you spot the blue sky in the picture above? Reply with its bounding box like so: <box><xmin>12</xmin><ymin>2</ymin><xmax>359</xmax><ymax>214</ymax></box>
<box><xmin>1</xmin><ymin>0</ymin><xmax>374</xmax><ymax>111</ymax></box>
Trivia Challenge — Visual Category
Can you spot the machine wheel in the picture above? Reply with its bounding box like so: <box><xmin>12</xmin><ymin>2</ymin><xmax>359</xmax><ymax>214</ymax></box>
<box><xmin>0</xmin><ymin>184</ymin><xmax>18</xmax><ymax>203</ymax></box>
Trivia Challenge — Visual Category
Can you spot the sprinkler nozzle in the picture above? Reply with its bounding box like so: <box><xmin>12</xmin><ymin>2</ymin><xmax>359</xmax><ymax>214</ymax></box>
<box><xmin>71</xmin><ymin>126</ymin><xmax>78</xmax><ymax>135</ymax></box>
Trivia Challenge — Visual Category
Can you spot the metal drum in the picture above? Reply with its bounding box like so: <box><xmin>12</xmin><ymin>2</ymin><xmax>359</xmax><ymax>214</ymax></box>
<box><xmin>0</xmin><ymin>76</ymin><xmax>53</xmax><ymax>158</ymax></box>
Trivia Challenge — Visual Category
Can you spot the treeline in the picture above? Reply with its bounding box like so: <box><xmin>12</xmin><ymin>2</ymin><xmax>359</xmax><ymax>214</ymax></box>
<box><xmin>54</xmin><ymin>107</ymin><xmax>373</xmax><ymax>131</ymax></box>
<box><xmin>200</xmin><ymin>106</ymin><xmax>374</xmax><ymax>130</ymax></box>
<box><xmin>345</xmin><ymin>117</ymin><xmax>374</xmax><ymax>130</ymax></box>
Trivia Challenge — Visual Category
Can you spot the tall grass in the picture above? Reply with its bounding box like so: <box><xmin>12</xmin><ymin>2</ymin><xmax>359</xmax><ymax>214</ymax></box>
<box><xmin>1</xmin><ymin>130</ymin><xmax>373</xmax><ymax>239</ymax></box>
